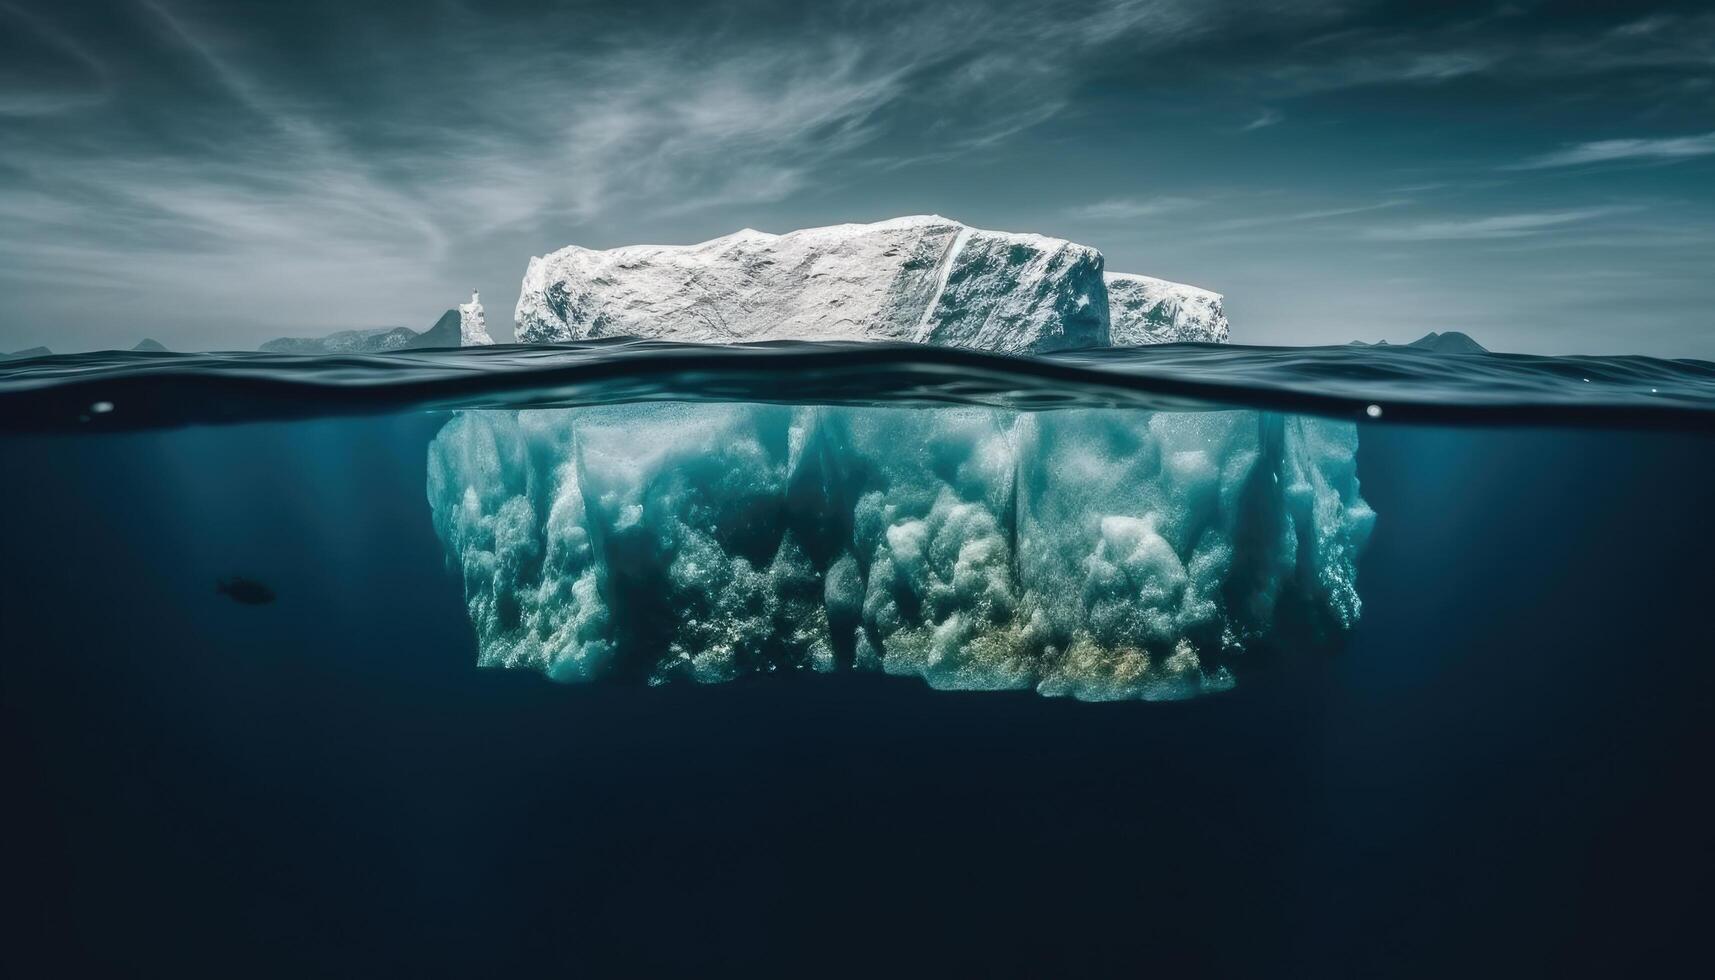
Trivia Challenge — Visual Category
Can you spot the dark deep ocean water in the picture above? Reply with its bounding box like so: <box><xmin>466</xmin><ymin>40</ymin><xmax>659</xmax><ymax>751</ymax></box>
<box><xmin>3</xmin><ymin>343</ymin><xmax>1714</xmax><ymax>976</ymax></box>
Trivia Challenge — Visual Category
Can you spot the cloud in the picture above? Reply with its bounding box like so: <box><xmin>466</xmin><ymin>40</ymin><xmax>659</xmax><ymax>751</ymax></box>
<box><xmin>1362</xmin><ymin>206</ymin><xmax>1635</xmax><ymax>242</ymax></box>
<box><xmin>1238</xmin><ymin>108</ymin><xmax>1282</xmax><ymax>132</ymax></box>
<box><xmin>1263</xmin><ymin>10</ymin><xmax>1715</xmax><ymax>96</ymax></box>
<box><xmin>1211</xmin><ymin>198</ymin><xmax>1412</xmax><ymax>232</ymax></box>
<box><xmin>465</xmin><ymin>0</ymin><xmax>1229</xmax><ymax>222</ymax></box>
<box><xmin>1507</xmin><ymin>132</ymin><xmax>1715</xmax><ymax>170</ymax></box>
<box><xmin>6</xmin><ymin>2</ymin><xmax>1232</xmax><ymax>230</ymax></box>
<box><xmin>1068</xmin><ymin>196</ymin><xmax>1203</xmax><ymax>221</ymax></box>
<box><xmin>0</xmin><ymin>3</ymin><xmax>111</xmax><ymax>116</ymax></box>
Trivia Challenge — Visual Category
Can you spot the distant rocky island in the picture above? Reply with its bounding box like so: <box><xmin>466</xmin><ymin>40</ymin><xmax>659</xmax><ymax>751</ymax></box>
<box><xmin>259</xmin><ymin>324</ymin><xmax>432</xmax><ymax>354</ymax></box>
<box><xmin>258</xmin><ymin>293</ymin><xmax>493</xmax><ymax>353</ymax></box>
<box><xmin>7</xmin><ymin>339</ymin><xmax>166</xmax><ymax>357</ymax></box>
<box><xmin>1353</xmin><ymin>331</ymin><xmax>1488</xmax><ymax>354</ymax></box>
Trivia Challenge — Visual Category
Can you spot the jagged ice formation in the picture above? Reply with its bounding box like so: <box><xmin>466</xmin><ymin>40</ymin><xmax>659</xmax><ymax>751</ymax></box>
<box><xmin>459</xmin><ymin>291</ymin><xmax>495</xmax><ymax>346</ymax></box>
<box><xmin>428</xmin><ymin>404</ymin><xmax>1372</xmax><ymax>701</ymax></box>
<box><xmin>1106</xmin><ymin>273</ymin><xmax>1229</xmax><ymax>345</ymax></box>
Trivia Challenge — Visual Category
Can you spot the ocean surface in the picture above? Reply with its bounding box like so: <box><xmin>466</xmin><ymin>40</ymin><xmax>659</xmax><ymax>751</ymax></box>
<box><xmin>5</xmin><ymin>339</ymin><xmax>1715</xmax><ymax>430</ymax></box>
<box><xmin>3</xmin><ymin>341</ymin><xmax>1714</xmax><ymax>976</ymax></box>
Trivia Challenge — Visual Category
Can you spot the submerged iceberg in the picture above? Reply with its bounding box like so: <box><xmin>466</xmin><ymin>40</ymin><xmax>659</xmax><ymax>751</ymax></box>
<box><xmin>518</xmin><ymin>215</ymin><xmax>1156</xmax><ymax>352</ymax></box>
<box><xmin>428</xmin><ymin>404</ymin><xmax>1372</xmax><ymax>700</ymax></box>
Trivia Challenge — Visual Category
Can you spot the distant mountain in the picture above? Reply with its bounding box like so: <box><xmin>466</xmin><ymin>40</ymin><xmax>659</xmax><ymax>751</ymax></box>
<box><xmin>3</xmin><ymin>346</ymin><xmax>52</xmax><ymax>360</ymax></box>
<box><xmin>258</xmin><ymin>310</ymin><xmax>461</xmax><ymax>353</ymax></box>
<box><xmin>132</xmin><ymin>338</ymin><xmax>168</xmax><ymax>352</ymax></box>
<box><xmin>260</xmin><ymin>326</ymin><xmax>418</xmax><ymax>354</ymax></box>
<box><xmin>1407</xmin><ymin>331</ymin><xmax>1486</xmax><ymax>353</ymax></box>
<box><xmin>412</xmin><ymin>309</ymin><xmax>463</xmax><ymax>348</ymax></box>
<box><xmin>1351</xmin><ymin>331</ymin><xmax>1488</xmax><ymax>354</ymax></box>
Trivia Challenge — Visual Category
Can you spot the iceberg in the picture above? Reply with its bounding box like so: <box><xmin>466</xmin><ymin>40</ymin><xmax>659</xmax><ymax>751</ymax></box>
<box><xmin>1106</xmin><ymin>273</ymin><xmax>1229</xmax><ymax>345</ymax></box>
<box><xmin>433</xmin><ymin>216</ymin><xmax>1364</xmax><ymax>701</ymax></box>
<box><xmin>514</xmin><ymin>215</ymin><xmax>1112</xmax><ymax>352</ymax></box>
<box><xmin>428</xmin><ymin>404</ymin><xmax>1372</xmax><ymax>700</ymax></box>
<box><xmin>458</xmin><ymin>291</ymin><xmax>495</xmax><ymax>346</ymax></box>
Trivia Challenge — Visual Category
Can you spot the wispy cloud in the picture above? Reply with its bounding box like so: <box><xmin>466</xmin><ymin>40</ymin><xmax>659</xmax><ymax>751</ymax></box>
<box><xmin>1267</xmin><ymin>10</ymin><xmax>1715</xmax><ymax>95</ymax></box>
<box><xmin>0</xmin><ymin>3</ymin><xmax>110</xmax><ymax>116</ymax></box>
<box><xmin>1212</xmin><ymin>198</ymin><xmax>1413</xmax><ymax>232</ymax></box>
<box><xmin>7</xmin><ymin>1</ymin><xmax>1233</xmax><ymax>233</ymax></box>
<box><xmin>1507</xmin><ymin>132</ymin><xmax>1715</xmax><ymax>170</ymax></box>
<box><xmin>1068</xmin><ymin>195</ymin><xmax>1203</xmax><ymax>221</ymax></box>
<box><xmin>1238</xmin><ymin>108</ymin><xmax>1283</xmax><ymax>132</ymax></box>
<box><xmin>1362</xmin><ymin>206</ymin><xmax>1636</xmax><ymax>242</ymax></box>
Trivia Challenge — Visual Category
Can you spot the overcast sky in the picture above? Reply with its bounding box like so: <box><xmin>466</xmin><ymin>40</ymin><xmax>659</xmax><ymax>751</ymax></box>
<box><xmin>2</xmin><ymin>0</ymin><xmax>1712</xmax><ymax>355</ymax></box>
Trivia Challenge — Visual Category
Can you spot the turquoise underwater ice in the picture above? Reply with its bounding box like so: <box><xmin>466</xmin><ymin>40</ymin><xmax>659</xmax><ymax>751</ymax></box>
<box><xmin>428</xmin><ymin>404</ymin><xmax>1373</xmax><ymax>701</ymax></box>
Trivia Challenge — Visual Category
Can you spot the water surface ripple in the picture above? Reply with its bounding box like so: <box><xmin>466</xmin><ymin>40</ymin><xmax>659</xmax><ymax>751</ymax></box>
<box><xmin>3</xmin><ymin>339</ymin><xmax>1713</xmax><ymax>432</ymax></box>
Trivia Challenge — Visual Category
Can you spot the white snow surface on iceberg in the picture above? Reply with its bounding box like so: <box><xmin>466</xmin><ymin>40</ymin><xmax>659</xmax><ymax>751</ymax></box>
<box><xmin>428</xmin><ymin>405</ymin><xmax>1372</xmax><ymax>701</ymax></box>
<box><xmin>1106</xmin><ymin>273</ymin><xmax>1229</xmax><ymax>345</ymax></box>
<box><xmin>514</xmin><ymin>216</ymin><xmax>1113</xmax><ymax>352</ymax></box>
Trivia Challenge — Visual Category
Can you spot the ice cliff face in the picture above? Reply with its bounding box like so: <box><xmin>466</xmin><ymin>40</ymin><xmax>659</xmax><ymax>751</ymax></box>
<box><xmin>515</xmin><ymin>216</ymin><xmax>1112</xmax><ymax>353</ymax></box>
<box><xmin>1106</xmin><ymin>274</ymin><xmax>1229</xmax><ymax>345</ymax></box>
<box><xmin>428</xmin><ymin>404</ymin><xmax>1372</xmax><ymax>701</ymax></box>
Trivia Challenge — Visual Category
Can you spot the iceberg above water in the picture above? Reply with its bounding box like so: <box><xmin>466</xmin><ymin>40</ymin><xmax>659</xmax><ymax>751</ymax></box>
<box><xmin>515</xmin><ymin>215</ymin><xmax>1224</xmax><ymax>352</ymax></box>
<box><xmin>428</xmin><ymin>404</ymin><xmax>1372</xmax><ymax>700</ymax></box>
<box><xmin>1106</xmin><ymin>273</ymin><xmax>1229</xmax><ymax>345</ymax></box>
<box><xmin>458</xmin><ymin>291</ymin><xmax>495</xmax><ymax>346</ymax></box>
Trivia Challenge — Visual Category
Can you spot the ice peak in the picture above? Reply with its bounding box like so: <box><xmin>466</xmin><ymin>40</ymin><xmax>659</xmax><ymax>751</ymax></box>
<box><xmin>458</xmin><ymin>289</ymin><xmax>494</xmax><ymax>346</ymax></box>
